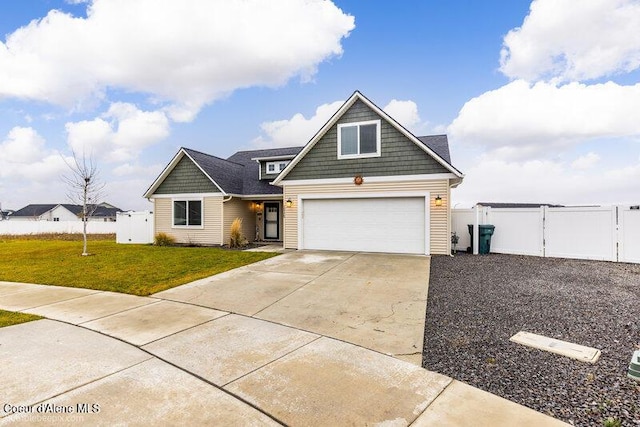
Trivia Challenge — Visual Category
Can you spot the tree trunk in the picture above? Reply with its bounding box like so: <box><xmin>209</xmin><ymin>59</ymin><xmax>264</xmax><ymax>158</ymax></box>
<box><xmin>82</xmin><ymin>180</ymin><xmax>88</xmax><ymax>256</ymax></box>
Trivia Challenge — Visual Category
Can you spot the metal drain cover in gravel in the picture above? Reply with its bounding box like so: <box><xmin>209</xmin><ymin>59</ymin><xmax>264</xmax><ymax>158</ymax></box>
<box><xmin>510</xmin><ymin>331</ymin><xmax>601</xmax><ymax>363</ymax></box>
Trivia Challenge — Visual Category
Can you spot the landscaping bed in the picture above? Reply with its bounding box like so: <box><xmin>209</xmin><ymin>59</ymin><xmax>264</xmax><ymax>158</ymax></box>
<box><xmin>423</xmin><ymin>253</ymin><xmax>640</xmax><ymax>426</ymax></box>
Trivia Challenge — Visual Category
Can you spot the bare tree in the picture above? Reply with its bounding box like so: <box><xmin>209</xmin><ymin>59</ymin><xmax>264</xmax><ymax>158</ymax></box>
<box><xmin>63</xmin><ymin>152</ymin><xmax>106</xmax><ymax>256</ymax></box>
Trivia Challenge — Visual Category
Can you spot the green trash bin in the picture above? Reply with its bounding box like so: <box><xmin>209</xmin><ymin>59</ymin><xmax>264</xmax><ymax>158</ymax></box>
<box><xmin>467</xmin><ymin>224</ymin><xmax>495</xmax><ymax>254</ymax></box>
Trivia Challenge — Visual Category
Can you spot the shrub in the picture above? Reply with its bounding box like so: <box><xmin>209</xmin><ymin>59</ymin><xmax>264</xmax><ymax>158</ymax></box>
<box><xmin>229</xmin><ymin>218</ymin><xmax>246</xmax><ymax>248</ymax></box>
<box><xmin>154</xmin><ymin>232</ymin><xmax>176</xmax><ymax>246</ymax></box>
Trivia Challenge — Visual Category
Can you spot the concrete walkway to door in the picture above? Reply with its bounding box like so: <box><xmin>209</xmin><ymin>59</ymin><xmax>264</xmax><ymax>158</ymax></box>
<box><xmin>156</xmin><ymin>250</ymin><xmax>428</xmax><ymax>365</ymax></box>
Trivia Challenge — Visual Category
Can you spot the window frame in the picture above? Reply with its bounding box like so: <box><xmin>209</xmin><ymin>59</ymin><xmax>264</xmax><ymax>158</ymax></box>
<box><xmin>266</xmin><ymin>161</ymin><xmax>290</xmax><ymax>174</ymax></box>
<box><xmin>172</xmin><ymin>198</ymin><xmax>204</xmax><ymax>229</ymax></box>
<box><xmin>337</xmin><ymin>119</ymin><xmax>382</xmax><ymax>160</ymax></box>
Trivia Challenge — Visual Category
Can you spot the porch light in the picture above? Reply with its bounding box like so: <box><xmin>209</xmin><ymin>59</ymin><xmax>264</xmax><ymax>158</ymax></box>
<box><xmin>435</xmin><ymin>195</ymin><xmax>443</xmax><ymax>207</ymax></box>
<box><xmin>286</xmin><ymin>199</ymin><xmax>293</xmax><ymax>208</ymax></box>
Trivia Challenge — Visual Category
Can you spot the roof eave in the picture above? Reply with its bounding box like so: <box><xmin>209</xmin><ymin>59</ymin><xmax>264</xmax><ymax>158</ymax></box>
<box><xmin>250</xmin><ymin>155</ymin><xmax>297</xmax><ymax>161</ymax></box>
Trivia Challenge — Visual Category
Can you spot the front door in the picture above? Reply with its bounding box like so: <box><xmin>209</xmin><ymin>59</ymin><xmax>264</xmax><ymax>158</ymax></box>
<box><xmin>264</xmin><ymin>202</ymin><xmax>280</xmax><ymax>240</ymax></box>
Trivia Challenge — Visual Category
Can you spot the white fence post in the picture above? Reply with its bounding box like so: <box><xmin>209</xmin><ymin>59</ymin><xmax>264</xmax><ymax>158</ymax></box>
<box><xmin>473</xmin><ymin>205</ymin><xmax>480</xmax><ymax>254</ymax></box>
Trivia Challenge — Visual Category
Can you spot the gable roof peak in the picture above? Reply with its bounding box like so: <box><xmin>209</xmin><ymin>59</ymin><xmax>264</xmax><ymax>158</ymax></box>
<box><xmin>272</xmin><ymin>90</ymin><xmax>464</xmax><ymax>185</ymax></box>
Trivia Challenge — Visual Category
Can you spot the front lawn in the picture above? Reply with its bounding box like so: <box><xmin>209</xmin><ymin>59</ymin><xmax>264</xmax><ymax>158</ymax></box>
<box><xmin>0</xmin><ymin>310</ymin><xmax>42</xmax><ymax>328</ymax></box>
<box><xmin>0</xmin><ymin>238</ymin><xmax>278</xmax><ymax>295</ymax></box>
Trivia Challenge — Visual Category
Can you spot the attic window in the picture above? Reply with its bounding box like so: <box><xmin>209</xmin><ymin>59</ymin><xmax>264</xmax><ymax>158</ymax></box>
<box><xmin>337</xmin><ymin>120</ymin><xmax>381</xmax><ymax>159</ymax></box>
<box><xmin>266</xmin><ymin>161</ymin><xmax>289</xmax><ymax>174</ymax></box>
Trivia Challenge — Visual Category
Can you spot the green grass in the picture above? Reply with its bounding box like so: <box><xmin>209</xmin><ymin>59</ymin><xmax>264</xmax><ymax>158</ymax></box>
<box><xmin>0</xmin><ymin>310</ymin><xmax>42</xmax><ymax>328</ymax></box>
<box><xmin>0</xmin><ymin>238</ymin><xmax>278</xmax><ymax>296</ymax></box>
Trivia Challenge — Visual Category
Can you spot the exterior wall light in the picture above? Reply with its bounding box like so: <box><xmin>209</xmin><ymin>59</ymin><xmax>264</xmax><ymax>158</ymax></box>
<box><xmin>286</xmin><ymin>199</ymin><xmax>293</xmax><ymax>208</ymax></box>
<box><xmin>435</xmin><ymin>195</ymin><xmax>443</xmax><ymax>207</ymax></box>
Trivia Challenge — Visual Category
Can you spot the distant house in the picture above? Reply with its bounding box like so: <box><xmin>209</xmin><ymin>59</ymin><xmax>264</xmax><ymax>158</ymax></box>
<box><xmin>9</xmin><ymin>203</ymin><xmax>123</xmax><ymax>222</ymax></box>
<box><xmin>0</xmin><ymin>209</ymin><xmax>14</xmax><ymax>221</ymax></box>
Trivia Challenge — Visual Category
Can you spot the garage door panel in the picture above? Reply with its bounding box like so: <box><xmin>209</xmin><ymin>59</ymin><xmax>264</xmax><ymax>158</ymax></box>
<box><xmin>301</xmin><ymin>197</ymin><xmax>426</xmax><ymax>254</ymax></box>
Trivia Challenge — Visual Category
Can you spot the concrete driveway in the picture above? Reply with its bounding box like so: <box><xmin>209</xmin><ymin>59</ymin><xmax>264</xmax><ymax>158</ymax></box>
<box><xmin>0</xmin><ymin>252</ymin><xmax>569</xmax><ymax>426</ymax></box>
<box><xmin>155</xmin><ymin>250</ymin><xmax>430</xmax><ymax>364</ymax></box>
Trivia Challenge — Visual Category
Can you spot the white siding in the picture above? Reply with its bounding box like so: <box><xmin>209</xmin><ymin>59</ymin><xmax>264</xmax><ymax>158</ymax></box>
<box><xmin>283</xmin><ymin>179</ymin><xmax>450</xmax><ymax>255</ymax></box>
<box><xmin>154</xmin><ymin>196</ymin><xmax>223</xmax><ymax>245</ymax></box>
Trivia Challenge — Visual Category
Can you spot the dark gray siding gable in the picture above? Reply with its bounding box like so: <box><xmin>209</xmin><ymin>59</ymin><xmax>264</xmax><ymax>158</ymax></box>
<box><xmin>285</xmin><ymin>99</ymin><xmax>449</xmax><ymax>180</ymax></box>
<box><xmin>154</xmin><ymin>155</ymin><xmax>220</xmax><ymax>194</ymax></box>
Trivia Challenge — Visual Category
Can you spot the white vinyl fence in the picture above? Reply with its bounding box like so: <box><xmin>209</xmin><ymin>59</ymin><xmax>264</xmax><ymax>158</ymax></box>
<box><xmin>0</xmin><ymin>220</ymin><xmax>116</xmax><ymax>235</ymax></box>
<box><xmin>116</xmin><ymin>211</ymin><xmax>154</xmax><ymax>244</ymax></box>
<box><xmin>452</xmin><ymin>205</ymin><xmax>640</xmax><ymax>264</ymax></box>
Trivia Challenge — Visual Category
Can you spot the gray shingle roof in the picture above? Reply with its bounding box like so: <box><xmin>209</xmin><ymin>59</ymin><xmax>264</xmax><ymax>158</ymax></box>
<box><xmin>227</xmin><ymin>147</ymin><xmax>302</xmax><ymax>195</ymax></box>
<box><xmin>417</xmin><ymin>135</ymin><xmax>451</xmax><ymax>164</ymax></box>
<box><xmin>11</xmin><ymin>203</ymin><xmax>122</xmax><ymax>218</ymax></box>
<box><xmin>11</xmin><ymin>204</ymin><xmax>57</xmax><ymax>217</ymax></box>
<box><xmin>180</xmin><ymin>146</ymin><xmax>302</xmax><ymax>196</ymax></box>
<box><xmin>183</xmin><ymin>148</ymin><xmax>245</xmax><ymax>194</ymax></box>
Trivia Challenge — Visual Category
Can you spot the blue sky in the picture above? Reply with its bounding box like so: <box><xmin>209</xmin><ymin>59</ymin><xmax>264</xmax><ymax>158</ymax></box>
<box><xmin>1</xmin><ymin>0</ymin><xmax>639</xmax><ymax>210</ymax></box>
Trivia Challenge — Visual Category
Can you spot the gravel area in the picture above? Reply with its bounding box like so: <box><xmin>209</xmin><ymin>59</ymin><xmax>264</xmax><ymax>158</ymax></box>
<box><xmin>422</xmin><ymin>253</ymin><xmax>640</xmax><ymax>426</ymax></box>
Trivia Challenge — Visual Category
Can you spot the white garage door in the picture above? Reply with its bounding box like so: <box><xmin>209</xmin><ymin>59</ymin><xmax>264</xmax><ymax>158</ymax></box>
<box><xmin>301</xmin><ymin>197</ymin><xmax>427</xmax><ymax>254</ymax></box>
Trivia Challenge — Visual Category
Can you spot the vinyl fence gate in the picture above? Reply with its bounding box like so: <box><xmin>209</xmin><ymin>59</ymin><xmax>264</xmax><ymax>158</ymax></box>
<box><xmin>452</xmin><ymin>205</ymin><xmax>640</xmax><ymax>264</ymax></box>
<box><xmin>116</xmin><ymin>211</ymin><xmax>154</xmax><ymax>244</ymax></box>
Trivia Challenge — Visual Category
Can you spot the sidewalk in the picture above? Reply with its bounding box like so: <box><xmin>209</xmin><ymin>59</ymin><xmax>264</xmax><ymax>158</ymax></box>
<box><xmin>0</xmin><ymin>280</ymin><xmax>569</xmax><ymax>426</ymax></box>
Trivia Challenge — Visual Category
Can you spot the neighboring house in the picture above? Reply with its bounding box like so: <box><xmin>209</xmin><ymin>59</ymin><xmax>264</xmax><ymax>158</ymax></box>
<box><xmin>144</xmin><ymin>91</ymin><xmax>464</xmax><ymax>255</ymax></box>
<box><xmin>0</xmin><ymin>209</ymin><xmax>14</xmax><ymax>220</ymax></box>
<box><xmin>9</xmin><ymin>203</ymin><xmax>123</xmax><ymax>222</ymax></box>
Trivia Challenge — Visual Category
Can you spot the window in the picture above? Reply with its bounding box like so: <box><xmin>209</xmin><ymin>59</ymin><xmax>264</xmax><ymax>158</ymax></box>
<box><xmin>266</xmin><ymin>161</ymin><xmax>290</xmax><ymax>174</ymax></box>
<box><xmin>173</xmin><ymin>200</ymin><xmax>202</xmax><ymax>227</ymax></box>
<box><xmin>53</xmin><ymin>217</ymin><xmax>60</xmax><ymax>222</ymax></box>
<box><xmin>337</xmin><ymin>120</ymin><xmax>381</xmax><ymax>159</ymax></box>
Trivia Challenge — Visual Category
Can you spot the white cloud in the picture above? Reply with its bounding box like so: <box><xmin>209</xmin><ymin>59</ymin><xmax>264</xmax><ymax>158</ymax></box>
<box><xmin>112</xmin><ymin>162</ymin><xmax>163</xmax><ymax>177</ymax></box>
<box><xmin>252</xmin><ymin>101</ymin><xmax>344</xmax><ymax>148</ymax></box>
<box><xmin>0</xmin><ymin>127</ymin><xmax>45</xmax><ymax>163</ymax></box>
<box><xmin>0</xmin><ymin>127</ymin><xmax>70</xmax><ymax>182</ymax></box>
<box><xmin>500</xmin><ymin>0</ymin><xmax>640</xmax><ymax>81</ymax></box>
<box><xmin>0</xmin><ymin>0</ymin><xmax>355</xmax><ymax>119</ymax></box>
<box><xmin>453</xmin><ymin>155</ymin><xmax>640</xmax><ymax>206</ymax></box>
<box><xmin>252</xmin><ymin>97</ymin><xmax>431</xmax><ymax>148</ymax></box>
<box><xmin>571</xmin><ymin>152</ymin><xmax>600</xmax><ymax>170</ymax></box>
<box><xmin>65</xmin><ymin>103</ymin><xmax>170</xmax><ymax>162</ymax></box>
<box><xmin>449</xmin><ymin>80</ymin><xmax>640</xmax><ymax>159</ymax></box>
<box><xmin>382</xmin><ymin>99</ymin><xmax>421</xmax><ymax>132</ymax></box>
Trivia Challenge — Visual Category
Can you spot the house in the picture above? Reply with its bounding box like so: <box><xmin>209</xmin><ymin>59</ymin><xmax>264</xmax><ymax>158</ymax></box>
<box><xmin>9</xmin><ymin>203</ymin><xmax>123</xmax><ymax>222</ymax></box>
<box><xmin>0</xmin><ymin>209</ymin><xmax>14</xmax><ymax>221</ymax></box>
<box><xmin>144</xmin><ymin>91</ymin><xmax>464</xmax><ymax>255</ymax></box>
